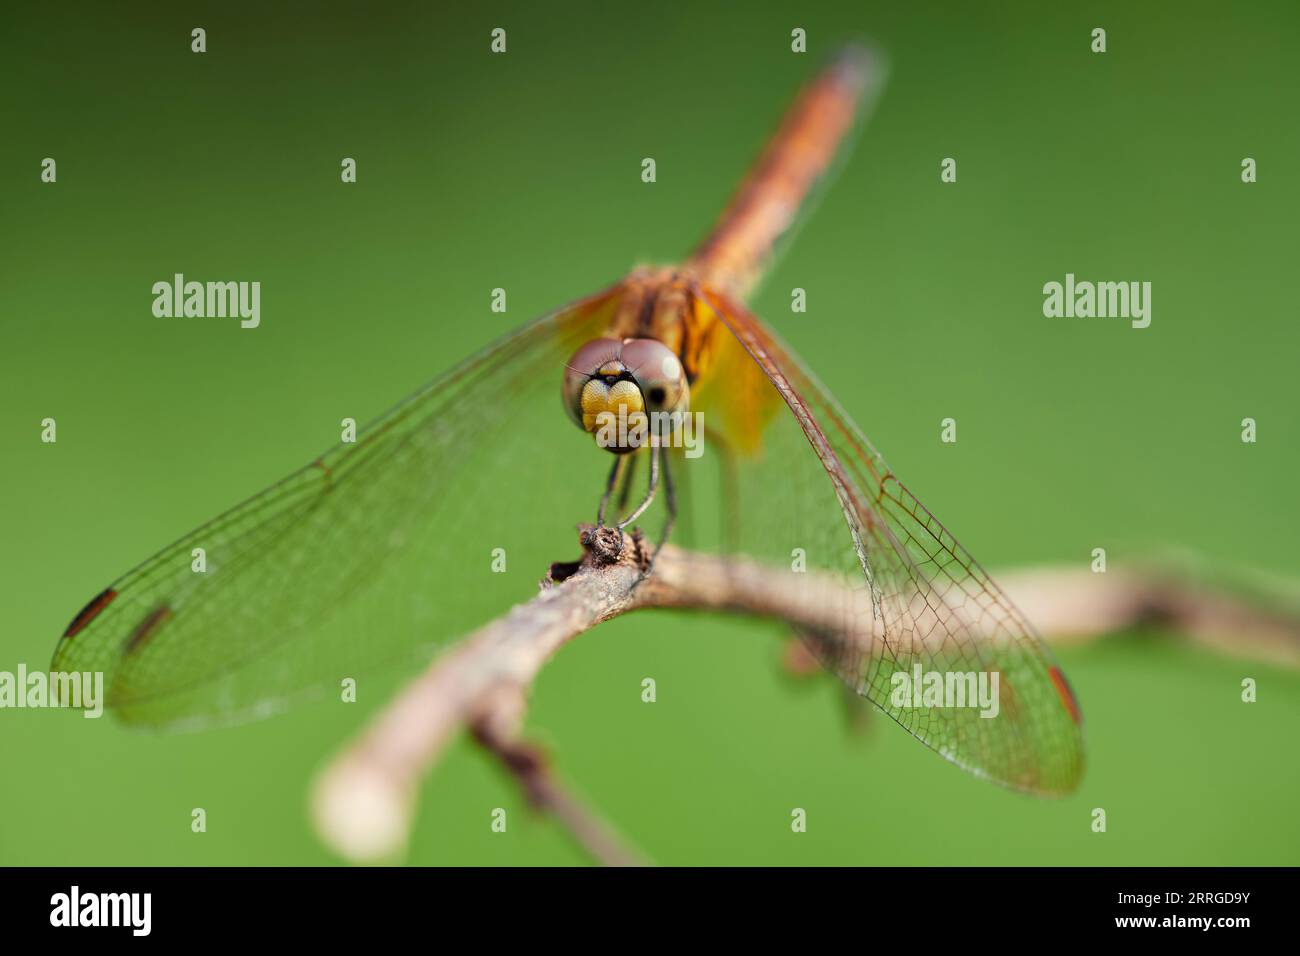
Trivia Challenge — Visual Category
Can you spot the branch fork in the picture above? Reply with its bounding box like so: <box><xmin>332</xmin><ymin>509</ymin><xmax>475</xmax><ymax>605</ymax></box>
<box><xmin>312</xmin><ymin>528</ymin><xmax>1300</xmax><ymax>865</ymax></box>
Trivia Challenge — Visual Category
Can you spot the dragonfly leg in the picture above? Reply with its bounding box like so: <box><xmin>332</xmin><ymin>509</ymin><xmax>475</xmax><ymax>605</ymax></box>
<box><xmin>640</xmin><ymin>448</ymin><xmax>677</xmax><ymax>577</ymax></box>
<box><xmin>616</xmin><ymin>443</ymin><xmax>660</xmax><ymax>531</ymax></box>
<box><xmin>657</xmin><ymin>448</ymin><xmax>677</xmax><ymax>548</ymax></box>
<box><xmin>596</xmin><ymin>455</ymin><xmax>628</xmax><ymax>526</ymax></box>
<box><xmin>615</xmin><ymin>450</ymin><xmax>641</xmax><ymax>512</ymax></box>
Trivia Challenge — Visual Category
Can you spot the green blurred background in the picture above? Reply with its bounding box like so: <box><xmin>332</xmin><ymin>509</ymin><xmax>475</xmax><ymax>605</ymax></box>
<box><xmin>2</xmin><ymin>0</ymin><xmax>1297</xmax><ymax>865</ymax></box>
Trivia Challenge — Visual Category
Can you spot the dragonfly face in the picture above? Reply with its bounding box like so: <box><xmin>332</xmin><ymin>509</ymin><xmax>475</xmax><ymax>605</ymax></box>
<box><xmin>561</xmin><ymin>335</ymin><xmax>690</xmax><ymax>454</ymax></box>
<box><xmin>52</xmin><ymin>46</ymin><xmax>1085</xmax><ymax>797</ymax></box>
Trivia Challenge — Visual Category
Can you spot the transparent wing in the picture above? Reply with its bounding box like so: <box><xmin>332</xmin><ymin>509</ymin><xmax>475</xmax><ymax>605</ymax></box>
<box><xmin>688</xmin><ymin>285</ymin><xmax>1084</xmax><ymax>795</ymax></box>
<box><xmin>51</xmin><ymin>285</ymin><xmax>625</xmax><ymax>728</ymax></box>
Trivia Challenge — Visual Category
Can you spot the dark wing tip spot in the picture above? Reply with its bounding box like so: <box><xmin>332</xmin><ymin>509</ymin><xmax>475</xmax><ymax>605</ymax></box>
<box><xmin>62</xmin><ymin>587</ymin><xmax>118</xmax><ymax>639</ymax></box>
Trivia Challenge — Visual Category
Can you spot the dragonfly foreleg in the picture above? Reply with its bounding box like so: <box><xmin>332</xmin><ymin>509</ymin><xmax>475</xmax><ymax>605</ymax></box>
<box><xmin>640</xmin><ymin>447</ymin><xmax>677</xmax><ymax>578</ymax></box>
<box><xmin>657</xmin><ymin>448</ymin><xmax>676</xmax><ymax>547</ymax></box>
<box><xmin>616</xmin><ymin>443</ymin><xmax>660</xmax><ymax>530</ymax></box>
<box><xmin>615</xmin><ymin>450</ymin><xmax>641</xmax><ymax>513</ymax></box>
<box><xmin>595</xmin><ymin>454</ymin><xmax>628</xmax><ymax>526</ymax></box>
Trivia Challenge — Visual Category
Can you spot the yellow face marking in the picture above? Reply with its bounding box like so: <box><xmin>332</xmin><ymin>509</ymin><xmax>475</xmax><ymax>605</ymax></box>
<box><xmin>579</xmin><ymin>377</ymin><xmax>646</xmax><ymax>436</ymax></box>
<box><xmin>607</xmin><ymin>380</ymin><xmax>644</xmax><ymax>414</ymax></box>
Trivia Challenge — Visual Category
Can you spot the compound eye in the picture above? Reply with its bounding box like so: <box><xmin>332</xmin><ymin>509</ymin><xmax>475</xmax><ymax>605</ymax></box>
<box><xmin>561</xmin><ymin>338</ymin><xmax>624</xmax><ymax>428</ymax></box>
<box><xmin>620</xmin><ymin>338</ymin><xmax>689</xmax><ymax>414</ymax></box>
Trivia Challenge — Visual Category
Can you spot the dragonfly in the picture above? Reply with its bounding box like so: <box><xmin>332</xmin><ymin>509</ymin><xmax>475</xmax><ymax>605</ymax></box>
<box><xmin>53</xmin><ymin>46</ymin><xmax>1083</xmax><ymax>795</ymax></box>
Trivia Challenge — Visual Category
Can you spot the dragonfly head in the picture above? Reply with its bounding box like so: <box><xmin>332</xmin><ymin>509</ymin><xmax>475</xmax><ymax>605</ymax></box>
<box><xmin>563</xmin><ymin>337</ymin><xmax>690</xmax><ymax>453</ymax></box>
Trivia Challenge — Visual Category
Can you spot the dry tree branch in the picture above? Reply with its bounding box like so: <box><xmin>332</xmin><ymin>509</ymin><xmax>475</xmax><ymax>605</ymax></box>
<box><xmin>312</xmin><ymin>526</ymin><xmax>1300</xmax><ymax>865</ymax></box>
<box><xmin>311</xmin><ymin>525</ymin><xmax>655</xmax><ymax>865</ymax></box>
<box><xmin>468</xmin><ymin>700</ymin><xmax>645</xmax><ymax>867</ymax></box>
<box><xmin>996</xmin><ymin>565</ymin><xmax>1300</xmax><ymax>667</ymax></box>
